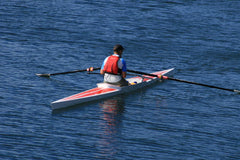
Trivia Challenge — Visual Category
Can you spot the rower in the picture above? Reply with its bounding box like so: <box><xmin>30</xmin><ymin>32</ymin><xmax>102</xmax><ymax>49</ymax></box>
<box><xmin>100</xmin><ymin>44</ymin><xmax>129</xmax><ymax>86</ymax></box>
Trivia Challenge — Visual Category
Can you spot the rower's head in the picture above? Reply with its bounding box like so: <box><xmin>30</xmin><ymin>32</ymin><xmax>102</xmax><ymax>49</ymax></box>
<box><xmin>113</xmin><ymin>44</ymin><xmax>124</xmax><ymax>55</ymax></box>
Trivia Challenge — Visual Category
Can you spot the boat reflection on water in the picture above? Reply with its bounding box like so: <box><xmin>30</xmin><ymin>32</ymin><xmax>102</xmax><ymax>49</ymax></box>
<box><xmin>97</xmin><ymin>96</ymin><xmax>125</xmax><ymax>159</ymax></box>
<box><xmin>100</xmin><ymin>96</ymin><xmax>125</xmax><ymax>133</ymax></box>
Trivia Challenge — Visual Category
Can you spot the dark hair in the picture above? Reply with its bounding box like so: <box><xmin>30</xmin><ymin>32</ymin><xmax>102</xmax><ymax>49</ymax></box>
<box><xmin>113</xmin><ymin>44</ymin><xmax>124</xmax><ymax>53</ymax></box>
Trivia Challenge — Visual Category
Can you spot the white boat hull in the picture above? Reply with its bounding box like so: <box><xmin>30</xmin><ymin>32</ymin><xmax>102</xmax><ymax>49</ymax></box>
<box><xmin>51</xmin><ymin>68</ymin><xmax>174</xmax><ymax>110</ymax></box>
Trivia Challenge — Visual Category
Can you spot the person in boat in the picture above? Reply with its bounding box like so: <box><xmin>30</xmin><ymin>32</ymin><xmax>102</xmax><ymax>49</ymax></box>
<box><xmin>100</xmin><ymin>44</ymin><xmax>129</xmax><ymax>86</ymax></box>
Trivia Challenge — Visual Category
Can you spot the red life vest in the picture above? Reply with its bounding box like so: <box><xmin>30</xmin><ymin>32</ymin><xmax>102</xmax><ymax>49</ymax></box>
<box><xmin>103</xmin><ymin>55</ymin><xmax>121</xmax><ymax>75</ymax></box>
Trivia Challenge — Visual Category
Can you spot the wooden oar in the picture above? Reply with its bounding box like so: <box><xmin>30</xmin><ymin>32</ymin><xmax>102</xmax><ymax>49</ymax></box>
<box><xmin>127</xmin><ymin>69</ymin><xmax>240</xmax><ymax>94</ymax></box>
<box><xmin>36</xmin><ymin>67</ymin><xmax>100</xmax><ymax>77</ymax></box>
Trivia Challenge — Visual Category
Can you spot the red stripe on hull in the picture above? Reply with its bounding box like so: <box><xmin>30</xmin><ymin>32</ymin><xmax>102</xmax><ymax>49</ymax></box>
<box><xmin>61</xmin><ymin>88</ymin><xmax>117</xmax><ymax>101</ymax></box>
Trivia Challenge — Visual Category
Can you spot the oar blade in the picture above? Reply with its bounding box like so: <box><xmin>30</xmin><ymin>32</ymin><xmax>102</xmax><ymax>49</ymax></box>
<box><xmin>234</xmin><ymin>90</ymin><xmax>240</xmax><ymax>94</ymax></box>
<box><xmin>36</xmin><ymin>73</ymin><xmax>50</xmax><ymax>77</ymax></box>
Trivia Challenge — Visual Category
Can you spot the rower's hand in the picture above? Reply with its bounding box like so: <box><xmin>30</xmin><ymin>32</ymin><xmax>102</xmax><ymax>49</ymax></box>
<box><xmin>158</xmin><ymin>75</ymin><xmax>163</xmax><ymax>79</ymax></box>
<box><xmin>87</xmin><ymin>67</ymin><xmax>94</xmax><ymax>72</ymax></box>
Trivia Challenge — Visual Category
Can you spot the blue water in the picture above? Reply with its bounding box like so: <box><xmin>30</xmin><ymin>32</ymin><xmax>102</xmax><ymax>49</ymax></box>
<box><xmin>1</xmin><ymin>0</ymin><xmax>240</xmax><ymax>159</ymax></box>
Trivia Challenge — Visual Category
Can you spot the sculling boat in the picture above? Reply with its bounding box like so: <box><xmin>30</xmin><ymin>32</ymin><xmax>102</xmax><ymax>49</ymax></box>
<box><xmin>51</xmin><ymin>68</ymin><xmax>174</xmax><ymax>110</ymax></box>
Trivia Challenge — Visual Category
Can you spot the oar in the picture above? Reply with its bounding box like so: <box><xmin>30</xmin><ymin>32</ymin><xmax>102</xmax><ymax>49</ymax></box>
<box><xmin>36</xmin><ymin>67</ymin><xmax>100</xmax><ymax>77</ymax></box>
<box><xmin>127</xmin><ymin>69</ymin><xmax>240</xmax><ymax>94</ymax></box>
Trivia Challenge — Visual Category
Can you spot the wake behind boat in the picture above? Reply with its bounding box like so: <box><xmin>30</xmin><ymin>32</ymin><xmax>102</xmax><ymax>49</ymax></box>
<box><xmin>51</xmin><ymin>68</ymin><xmax>174</xmax><ymax>110</ymax></box>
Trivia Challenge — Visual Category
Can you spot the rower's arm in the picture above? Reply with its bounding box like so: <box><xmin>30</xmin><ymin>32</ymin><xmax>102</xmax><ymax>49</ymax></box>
<box><xmin>100</xmin><ymin>69</ymin><xmax>104</xmax><ymax>75</ymax></box>
<box><xmin>122</xmin><ymin>71</ymin><xmax>126</xmax><ymax>78</ymax></box>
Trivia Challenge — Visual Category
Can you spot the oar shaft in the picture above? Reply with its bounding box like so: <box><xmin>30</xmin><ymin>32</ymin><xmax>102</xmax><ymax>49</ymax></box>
<box><xmin>50</xmin><ymin>69</ymin><xmax>91</xmax><ymax>76</ymax></box>
<box><xmin>127</xmin><ymin>69</ymin><xmax>158</xmax><ymax>77</ymax></box>
<box><xmin>127</xmin><ymin>69</ymin><xmax>240</xmax><ymax>93</ymax></box>
<box><xmin>166</xmin><ymin>77</ymin><xmax>235</xmax><ymax>92</ymax></box>
<box><xmin>36</xmin><ymin>67</ymin><xmax>100</xmax><ymax>77</ymax></box>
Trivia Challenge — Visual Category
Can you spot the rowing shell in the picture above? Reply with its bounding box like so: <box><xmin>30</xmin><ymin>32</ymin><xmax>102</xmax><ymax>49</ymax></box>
<box><xmin>51</xmin><ymin>68</ymin><xmax>174</xmax><ymax>110</ymax></box>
